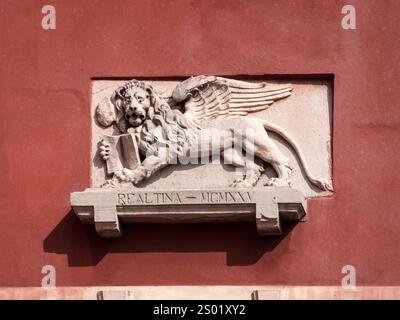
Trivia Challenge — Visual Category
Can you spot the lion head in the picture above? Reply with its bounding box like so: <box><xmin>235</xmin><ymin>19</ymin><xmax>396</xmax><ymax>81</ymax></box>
<box><xmin>111</xmin><ymin>80</ymin><xmax>155</xmax><ymax>133</ymax></box>
<box><xmin>96</xmin><ymin>79</ymin><xmax>201</xmax><ymax>156</ymax></box>
<box><xmin>95</xmin><ymin>79</ymin><xmax>166</xmax><ymax>133</ymax></box>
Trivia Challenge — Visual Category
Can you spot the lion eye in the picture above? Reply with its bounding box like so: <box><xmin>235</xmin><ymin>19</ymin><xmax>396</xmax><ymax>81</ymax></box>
<box><xmin>138</xmin><ymin>97</ymin><xmax>144</xmax><ymax>103</ymax></box>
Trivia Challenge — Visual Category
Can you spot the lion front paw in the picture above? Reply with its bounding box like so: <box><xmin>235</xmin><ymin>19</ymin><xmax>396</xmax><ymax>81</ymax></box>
<box><xmin>264</xmin><ymin>177</ymin><xmax>290</xmax><ymax>188</ymax></box>
<box><xmin>114</xmin><ymin>167</ymin><xmax>147</xmax><ymax>185</ymax></box>
<box><xmin>230</xmin><ymin>179</ymin><xmax>252</xmax><ymax>188</ymax></box>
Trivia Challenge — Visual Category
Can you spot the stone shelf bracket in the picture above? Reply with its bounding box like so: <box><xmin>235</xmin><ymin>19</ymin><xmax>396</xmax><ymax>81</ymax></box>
<box><xmin>71</xmin><ymin>187</ymin><xmax>307</xmax><ymax>238</ymax></box>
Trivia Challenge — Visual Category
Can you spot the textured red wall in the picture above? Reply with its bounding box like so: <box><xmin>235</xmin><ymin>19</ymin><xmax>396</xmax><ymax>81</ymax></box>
<box><xmin>0</xmin><ymin>0</ymin><xmax>399</xmax><ymax>287</ymax></box>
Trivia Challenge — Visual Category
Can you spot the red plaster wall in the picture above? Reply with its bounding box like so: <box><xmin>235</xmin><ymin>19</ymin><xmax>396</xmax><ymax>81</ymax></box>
<box><xmin>0</xmin><ymin>0</ymin><xmax>399</xmax><ymax>287</ymax></box>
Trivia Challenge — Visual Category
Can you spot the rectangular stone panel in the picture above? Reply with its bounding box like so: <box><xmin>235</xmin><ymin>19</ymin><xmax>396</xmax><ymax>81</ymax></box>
<box><xmin>91</xmin><ymin>78</ymin><xmax>332</xmax><ymax>198</ymax></box>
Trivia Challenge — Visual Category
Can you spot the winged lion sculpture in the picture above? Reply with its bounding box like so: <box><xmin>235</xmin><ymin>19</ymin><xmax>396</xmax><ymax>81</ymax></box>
<box><xmin>95</xmin><ymin>76</ymin><xmax>332</xmax><ymax>191</ymax></box>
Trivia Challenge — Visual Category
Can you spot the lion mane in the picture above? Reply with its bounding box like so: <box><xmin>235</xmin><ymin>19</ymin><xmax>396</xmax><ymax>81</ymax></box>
<box><xmin>128</xmin><ymin>80</ymin><xmax>201</xmax><ymax>157</ymax></box>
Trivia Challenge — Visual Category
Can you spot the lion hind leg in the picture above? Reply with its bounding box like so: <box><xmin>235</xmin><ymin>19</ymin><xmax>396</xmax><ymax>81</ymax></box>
<box><xmin>222</xmin><ymin>148</ymin><xmax>249</xmax><ymax>187</ymax></box>
<box><xmin>223</xmin><ymin>147</ymin><xmax>264</xmax><ymax>187</ymax></box>
<box><xmin>247</xmin><ymin>130</ymin><xmax>293</xmax><ymax>187</ymax></box>
<box><xmin>243</xmin><ymin>161</ymin><xmax>264</xmax><ymax>187</ymax></box>
<box><xmin>262</xmin><ymin>161</ymin><xmax>293</xmax><ymax>188</ymax></box>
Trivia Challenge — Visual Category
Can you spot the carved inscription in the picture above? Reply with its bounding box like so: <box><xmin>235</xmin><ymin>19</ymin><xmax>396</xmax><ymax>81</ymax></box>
<box><xmin>117</xmin><ymin>191</ymin><xmax>254</xmax><ymax>206</ymax></box>
<box><xmin>200</xmin><ymin>191</ymin><xmax>254</xmax><ymax>203</ymax></box>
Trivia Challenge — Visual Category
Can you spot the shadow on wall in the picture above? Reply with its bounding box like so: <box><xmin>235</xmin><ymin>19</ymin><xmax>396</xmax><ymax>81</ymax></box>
<box><xmin>43</xmin><ymin>210</ymin><xmax>297</xmax><ymax>267</ymax></box>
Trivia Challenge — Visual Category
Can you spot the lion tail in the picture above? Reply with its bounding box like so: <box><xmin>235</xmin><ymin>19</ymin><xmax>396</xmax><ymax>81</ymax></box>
<box><xmin>261</xmin><ymin>120</ymin><xmax>333</xmax><ymax>192</ymax></box>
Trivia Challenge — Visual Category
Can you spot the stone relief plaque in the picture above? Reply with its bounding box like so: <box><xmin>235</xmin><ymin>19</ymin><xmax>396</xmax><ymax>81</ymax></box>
<box><xmin>71</xmin><ymin>76</ymin><xmax>332</xmax><ymax>237</ymax></box>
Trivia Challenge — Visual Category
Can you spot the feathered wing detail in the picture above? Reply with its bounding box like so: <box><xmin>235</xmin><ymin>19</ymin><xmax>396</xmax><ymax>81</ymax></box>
<box><xmin>172</xmin><ymin>76</ymin><xmax>293</xmax><ymax>122</ymax></box>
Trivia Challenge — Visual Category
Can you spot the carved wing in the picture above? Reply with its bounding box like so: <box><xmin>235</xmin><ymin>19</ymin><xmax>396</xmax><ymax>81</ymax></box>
<box><xmin>171</xmin><ymin>76</ymin><xmax>293</xmax><ymax>121</ymax></box>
